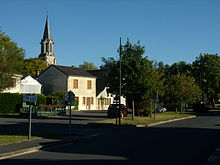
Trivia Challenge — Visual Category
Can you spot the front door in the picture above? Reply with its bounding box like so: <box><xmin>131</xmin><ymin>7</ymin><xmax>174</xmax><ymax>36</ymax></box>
<box><xmin>86</xmin><ymin>97</ymin><xmax>91</xmax><ymax>110</ymax></box>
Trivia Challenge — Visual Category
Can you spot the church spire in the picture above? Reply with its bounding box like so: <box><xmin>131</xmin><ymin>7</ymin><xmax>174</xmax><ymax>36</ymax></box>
<box><xmin>43</xmin><ymin>16</ymin><xmax>51</xmax><ymax>40</ymax></box>
<box><xmin>38</xmin><ymin>15</ymin><xmax>56</xmax><ymax>65</ymax></box>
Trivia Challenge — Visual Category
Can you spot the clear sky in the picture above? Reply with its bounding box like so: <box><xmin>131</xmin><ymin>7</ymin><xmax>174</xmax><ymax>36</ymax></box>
<box><xmin>0</xmin><ymin>0</ymin><xmax>220</xmax><ymax>67</ymax></box>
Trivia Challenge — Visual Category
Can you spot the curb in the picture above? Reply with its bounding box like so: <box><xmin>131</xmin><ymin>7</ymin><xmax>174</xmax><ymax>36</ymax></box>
<box><xmin>0</xmin><ymin>136</ymin><xmax>84</xmax><ymax>160</ymax></box>
<box><xmin>136</xmin><ymin>115</ymin><xmax>197</xmax><ymax>127</ymax></box>
<box><xmin>0</xmin><ymin>146</ymin><xmax>41</xmax><ymax>160</ymax></box>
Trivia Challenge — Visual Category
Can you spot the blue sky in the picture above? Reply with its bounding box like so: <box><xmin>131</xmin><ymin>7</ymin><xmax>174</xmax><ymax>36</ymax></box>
<box><xmin>0</xmin><ymin>0</ymin><xmax>220</xmax><ymax>67</ymax></box>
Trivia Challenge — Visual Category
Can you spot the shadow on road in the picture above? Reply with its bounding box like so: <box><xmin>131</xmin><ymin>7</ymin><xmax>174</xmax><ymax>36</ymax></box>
<box><xmin>1</xmin><ymin>112</ymin><xmax>220</xmax><ymax>165</ymax></box>
<box><xmin>1</xmin><ymin>126</ymin><xmax>220</xmax><ymax>165</ymax></box>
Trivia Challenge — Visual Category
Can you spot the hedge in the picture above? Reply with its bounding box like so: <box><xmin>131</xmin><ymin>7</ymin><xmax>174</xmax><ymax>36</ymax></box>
<box><xmin>0</xmin><ymin>93</ymin><xmax>46</xmax><ymax>114</ymax></box>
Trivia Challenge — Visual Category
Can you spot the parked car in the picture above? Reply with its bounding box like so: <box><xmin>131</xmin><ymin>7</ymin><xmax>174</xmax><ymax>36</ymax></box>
<box><xmin>107</xmin><ymin>104</ymin><xmax>128</xmax><ymax>118</ymax></box>
<box><xmin>156</xmin><ymin>106</ymin><xmax>167</xmax><ymax>113</ymax></box>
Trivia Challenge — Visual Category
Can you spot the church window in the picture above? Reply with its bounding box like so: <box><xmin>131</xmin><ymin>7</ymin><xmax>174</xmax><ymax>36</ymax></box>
<box><xmin>50</xmin><ymin>43</ymin><xmax>52</xmax><ymax>52</ymax></box>
<box><xmin>46</xmin><ymin>43</ymin><xmax>49</xmax><ymax>52</ymax></box>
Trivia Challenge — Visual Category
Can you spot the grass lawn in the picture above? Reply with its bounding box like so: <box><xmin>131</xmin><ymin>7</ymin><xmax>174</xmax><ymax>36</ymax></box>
<box><xmin>0</xmin><ymin>135</ymin><xmax>41</xmax><ymax>146</ymax></box>
<box><xmin>96</xmin><ymin>111</ymin><xmax>196</xmax><ymax>126</ymax></box>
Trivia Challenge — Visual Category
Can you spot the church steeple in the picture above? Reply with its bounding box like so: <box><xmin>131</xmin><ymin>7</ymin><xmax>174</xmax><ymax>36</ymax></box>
<box><xmin>38</xmin><ymin>16</ymin><xmax>56</xmax><ymax>65</ymax></box>
<box><xmin>43</xmin><ymin>16</ymin><xmax>51</xmax><ymax>40</ymax></box>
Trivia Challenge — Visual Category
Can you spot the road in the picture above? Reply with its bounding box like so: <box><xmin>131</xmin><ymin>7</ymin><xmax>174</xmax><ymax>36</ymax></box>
<box><xmin>0</xmin><ymin>110</ymin><xmax>108</xmax><ymax>137</ymax></box>
<box><xmin>1</xmin><ymin>112</ymin><xmax>220</xmax><ymax>164</ymax></box>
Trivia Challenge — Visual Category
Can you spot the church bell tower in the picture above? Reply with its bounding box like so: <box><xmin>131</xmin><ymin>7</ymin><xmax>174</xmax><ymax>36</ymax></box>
<box><xmin>38</xmin><ymin>16</ymin><xmax>56</xmax><ymax>65</ymax></box>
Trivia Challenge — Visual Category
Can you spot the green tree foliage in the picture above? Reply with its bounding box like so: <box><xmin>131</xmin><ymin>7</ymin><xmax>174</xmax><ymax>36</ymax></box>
<box><xmin>0</xmin><ymin>31</ymin><xmax>24</xmax><ymax>91</ymax></box>
<box><xmin>51</xmin><ymin>91</ymin><xmax>66</xmax><ymax>105</ymax></box>
<box><xmin>50</xmin><ymin>91</ymin><xmax>78</xmax><ymax>109</ymax></box>
<box><xmin>100</xmin><ymin>57</ymin><xmax>116</xmax><ymax>70</ymax></box>
<box><xmin>151</xmin><ymin>61</ymin><xmax>166</xmax><ymax>97</ymax></box>
<box><xmin>79</xmin><ymin>61</ymin><xmax>97</xmax><ymax>70</ymax></box>
<box><xmin>192</xmin><ymin>53</ymin><xmax>220</xmax><ymax>105</ymax></box>
<box><xmin>163</xmin><ymin>73</ymin><xmax>201</xmax><ymax>111</ymax></box>
<box><xmin>102</xmin><ymin>40</ymin><xmax>154</xmax><ymax>114</ymax></box>
<box><xmin>165</xmin><ymin>61</ymin><xmax>192</xmax><ymax>76</ymax></box>
<box><xmin>22</xmin><ymin>58</ymin><xmax>48</xmax><ymax>78</ymax></box>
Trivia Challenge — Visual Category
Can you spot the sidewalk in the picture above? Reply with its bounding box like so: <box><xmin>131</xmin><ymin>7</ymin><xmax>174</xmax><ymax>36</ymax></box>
<box><xmin>0</xmin><ymin>135</ymin><xmax>84</xmax><ymax>160</ymax></box>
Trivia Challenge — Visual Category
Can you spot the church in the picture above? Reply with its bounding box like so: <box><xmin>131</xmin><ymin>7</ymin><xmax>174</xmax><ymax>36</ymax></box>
<box><xmin>37</xmin><ymin>17</ymin><xmax>125</xmax><ymax>110</ymax></box>
<box><xmin>38</xmin><ymin>16</ymin><xmax>56</xmax><ymax>65</ymax></box>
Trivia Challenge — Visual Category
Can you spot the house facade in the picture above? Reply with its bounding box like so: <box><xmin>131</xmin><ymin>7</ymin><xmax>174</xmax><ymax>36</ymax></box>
<box><xmin>20</xmin><ymin>75</ymin><xmax>42</xmax><ymax>94</ymax></box>
<box><xmin>37</xmin><ymin>65</ymin><xmax>96</xmax><ymax>110</ymax></box>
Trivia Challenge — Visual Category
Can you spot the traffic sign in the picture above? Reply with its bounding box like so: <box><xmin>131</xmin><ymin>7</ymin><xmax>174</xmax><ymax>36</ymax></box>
<box><xmin>23</xmin><ymin>94</ymin><xmax>37</xmax><ymax>103</ymax></box>
<box><xmin>152</xmin><ymin>98</ymin><xmax>159</xmax><ymax>103</ymax></box>
<box><xmin>64</xmin><ymin>91</ymin><xmax>75</xmax><ymax>103</ymax></box>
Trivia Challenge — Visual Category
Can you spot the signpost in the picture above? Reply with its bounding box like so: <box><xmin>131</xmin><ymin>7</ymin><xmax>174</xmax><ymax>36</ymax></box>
<box><xmin>23</xmin><ymin>94</ymin><xmax>37</xmax><ymax>140</ymax></box>
<box><xmin>65</xmin><ymin>91</ymin><xmax>75</xmax><ymax>136</ymax></box>
<box><xmin>152</xmin><ymin>92</ymin><xmax>159</xmax><ymax>120</ymax></box>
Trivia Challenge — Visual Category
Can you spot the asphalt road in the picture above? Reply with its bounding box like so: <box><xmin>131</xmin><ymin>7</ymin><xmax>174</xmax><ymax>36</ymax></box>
<box><xmin>1</xmin><ymin>112</ymin><xmax>220</xmax><ymax>165</ymax></box>
<box><xmin>0</xmin><ymin>110</ymin><xmax>108</xmax><ymax>137</ymax></box>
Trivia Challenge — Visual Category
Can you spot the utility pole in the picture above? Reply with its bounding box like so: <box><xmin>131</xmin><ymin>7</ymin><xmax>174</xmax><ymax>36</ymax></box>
<box><xmin>28</xmin><ymin>102</ymin><xmax>32</xmax><ymax>140</ymax></box>
<box><xmin>118</xmin><ymin>37</ymin><xmax>122</xmax><ymax>125</ymax></box>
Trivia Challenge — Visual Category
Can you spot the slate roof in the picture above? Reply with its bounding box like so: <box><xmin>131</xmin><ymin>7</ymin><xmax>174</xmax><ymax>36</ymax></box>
<box><xmin>54</xmin><ymin>65</ymin><xmax>96</xmax><ymax>78</ymax></box>
<box><xmin>43</xmin><ymin>17</ymin><xmax>51</xmax><ymax>40</ymax></box>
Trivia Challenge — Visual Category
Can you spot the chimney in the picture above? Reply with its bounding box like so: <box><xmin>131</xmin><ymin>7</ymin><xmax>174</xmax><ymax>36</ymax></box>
<box><xmin>36</xmin><ymin>70</ymin><xmax>40</xmax><ymax>77</ymax></box>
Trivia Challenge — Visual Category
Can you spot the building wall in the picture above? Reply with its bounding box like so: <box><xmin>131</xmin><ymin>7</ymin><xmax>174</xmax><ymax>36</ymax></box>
<box><xmin>96</xmin><ymin>87</ymin><xmax>126</xmax><ymax>110</ymax></box>
<box><xmin>67</xmin><ymin>76</ymin><xmax>96</xmax><ymax>110</ymax></box>
<box><xmin>2</xmin><ymin>75</ymin><xmax>22</xmax><ymax>93</ymax></box>
<box><xmin>37</xmin><ymin>67</ymin><xmax>68</xmax><ymax>95</ymax></box>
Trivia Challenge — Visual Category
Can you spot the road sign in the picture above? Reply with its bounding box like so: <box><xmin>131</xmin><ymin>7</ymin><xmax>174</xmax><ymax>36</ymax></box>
<box><xmin>152</xmin><ymin>98</ymin><xmax>159</xmax><ymax>103</ymax></box>
<box><xmin>64</xmin><ymin>91</ymin><xmax>75</xmax><ymax>103</ymax></box>
<box><xmin>23</xmin><ymin>94</ymin><xmax>37</xmax><ymax>103</ymax></box>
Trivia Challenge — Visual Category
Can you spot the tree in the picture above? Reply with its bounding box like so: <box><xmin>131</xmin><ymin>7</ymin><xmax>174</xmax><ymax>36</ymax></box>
<box><xmin>0</xmin><ymin>31</ymin><xmax>24</xmax><ymax>91</ymax></box>
<box><xmin>51</xmin><ymin>90</ymin><xmax>66</xmax><ymax>105</ymax></box>
<box><xmin>166</xmin><ymin>61</ymin><xmax>192</xmax><ymax>76</ymax></box>
<box><xmin>102</xmin><ymin>40</ymin><xmax>154</xmax><ymax>115</ymax></box>
<box><xmin>192</xmin><ymin>54</ymin><xmax>220</xmax><ymax>105</ymax></box>
<box><xmin>151</xmin><ymin>61</ymin><xmax>166</xmax><ymax>97</ymax></box>
<box><xmin>22</xmin><ymin>58</ymin><xmax>48</xmax><ymax>78</ymax></box>
<box><xmin>163</xmin><ymin>73</ymin><xmax>201</xmax><ymax>112</ymax></box>
<box><xmin>79</xmin><ymin>61</ymin><xmax>97</xmax><ymax>70</ymax></box>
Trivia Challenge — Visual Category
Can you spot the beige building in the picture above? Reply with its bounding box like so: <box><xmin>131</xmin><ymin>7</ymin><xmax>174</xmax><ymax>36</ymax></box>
<box><xmin>37</xmin><ymin>65</ymin><xmax>97</xmax><ymax>110</ymax></box>
<box><xmin>67</xmin><ymin>76</ymin><xmax>96</xmax><ymax>110</ymax></box>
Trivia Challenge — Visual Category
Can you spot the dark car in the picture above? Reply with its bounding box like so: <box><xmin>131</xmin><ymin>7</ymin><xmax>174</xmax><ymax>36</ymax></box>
<box><xmin>107</xmin><ymin>104</ymin><xmax>128</xmax><ymax>118</ymax></box>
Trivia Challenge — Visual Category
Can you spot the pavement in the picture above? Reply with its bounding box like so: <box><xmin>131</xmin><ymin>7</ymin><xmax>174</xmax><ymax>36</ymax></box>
<box><xmin>1</xmin><ymin>114</ymin><xmax>220</xmax><ymax>165</ymax></box>
<box><xmin>0</xmin><ymin>135</ymin><xmax>86</xmax><ymax>160</ymax></box>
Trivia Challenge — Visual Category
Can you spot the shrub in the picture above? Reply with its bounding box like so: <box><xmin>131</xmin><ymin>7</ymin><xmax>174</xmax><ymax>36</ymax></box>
<box><xmin>0</xmin><ymin>93</ymin><xmax>22</xmax><ymax>114</ymax></box>
<box><xmin>51</xmin><ymin>91</ymin><xmax>66</xmax><ymax>105</ymax></box>
<box><xmin>0</xmin><ymin>93</ymin><xmax>46</xmax><ymax>114</ymax></box>
<box><xmin>36</xmin><ymin>94</ymin><xmax>46</xmax><ymax>105</ymax></box>
<box><xmin>135</xmin><ymin>98</ymin><xmax>151</xmax><ymax>116</ymax></box>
